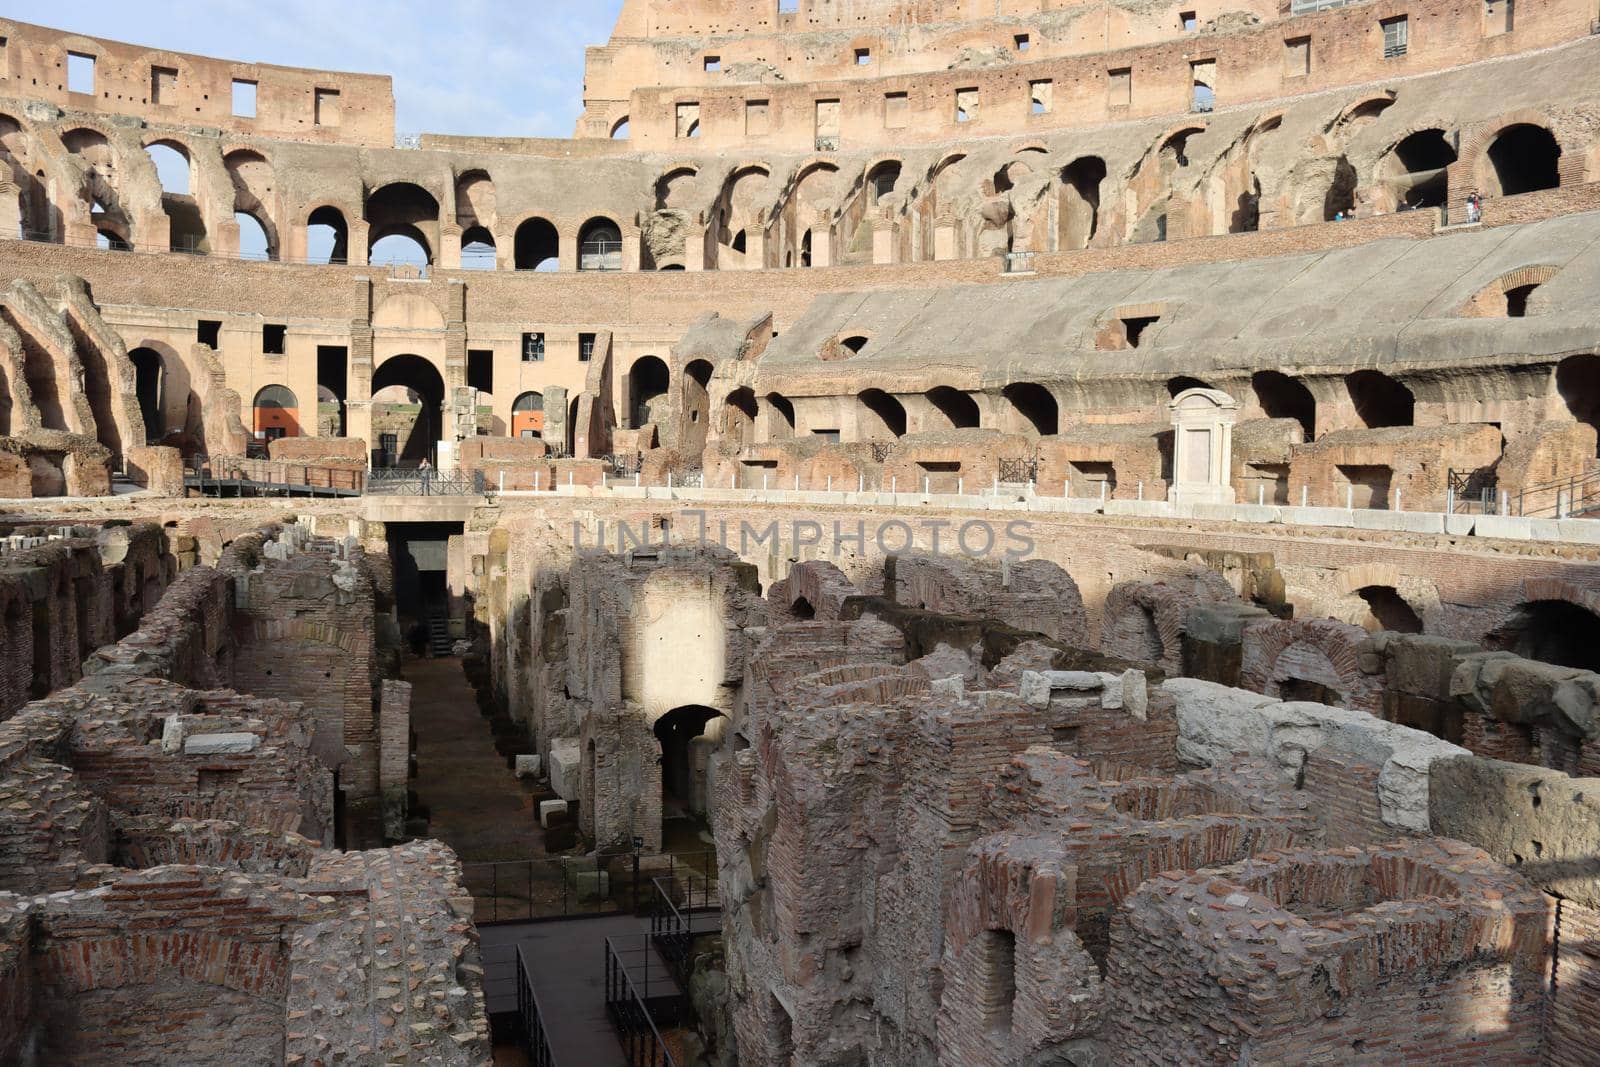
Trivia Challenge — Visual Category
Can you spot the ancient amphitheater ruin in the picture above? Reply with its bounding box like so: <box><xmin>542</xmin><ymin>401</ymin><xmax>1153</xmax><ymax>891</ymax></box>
<box><xmin>0</xmin><ymin>0</ymin><xmax>1596</xmax><ymax>1063</ymax></box>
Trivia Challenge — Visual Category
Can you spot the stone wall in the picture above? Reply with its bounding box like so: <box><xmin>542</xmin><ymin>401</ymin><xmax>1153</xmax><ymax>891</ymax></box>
<box><xmin>1109</xmin><ymin>841</ymin><xmax>1550</xmax><ymax>1065</ymax></box>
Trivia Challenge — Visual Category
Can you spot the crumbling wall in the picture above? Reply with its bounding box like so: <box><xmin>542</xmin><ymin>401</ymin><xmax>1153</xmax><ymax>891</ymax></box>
<box><xmin>1100</xmin><ymin>572</ymin><xmax>1239</xmax><ymax>674</ymax></box>
<box><xmin>1109</xmin><ymin>841</ymin><xmax>1550</xmax><ymax>1065</ymax></box>
<box><xmin>888</xmin><ymin>553</ymin><xmax>1087</xmax><ymax>645</ymax></box>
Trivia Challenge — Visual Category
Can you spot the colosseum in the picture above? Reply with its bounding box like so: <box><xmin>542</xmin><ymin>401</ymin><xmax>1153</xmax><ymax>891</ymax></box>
<box><xmin>0</xmin><ymin>0</ymin><xmax>1595</xmax><ymax>1062</ymax></box>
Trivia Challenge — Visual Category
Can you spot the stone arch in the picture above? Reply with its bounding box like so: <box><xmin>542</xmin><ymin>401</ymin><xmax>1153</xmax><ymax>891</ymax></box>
<box><xmin>1252</xmin><ymin>370</ymin><xmax>1316</xmax><ymax>440</ymax></box>
<box><xmin>1461</xmin><ymin>264</ymin><xmax>1561</xmax><ymax>318</ymax></box>
<box><xmin>371</xmin><ymin>354</ymin><xmax>445</xmax><ymax>465</ymax></box>
<box><xmin>1002</xmin><ymin>382</ymin><xmax>1058</xmax><ymax>436</ymax></box>
<box><xmin>1240</xmin><ymin>617</ymin><xmax>1382</xmax><ymax>712</ymax></box>
<box><xmin>724</xmin><ymin>386</ymin><xmax>758</xmax><ymax>448</ymax></box>
<box><xmin>578</xmin><ymin>215</ymin><xmax>623</xmax><ymax>271</ymax></box>
<box><xmin>927</xmin><ymin>386</ymin><xmax>980</xmax><ymax>429</ymax></box>
<box><xmin>1059</xmin><ymin>155</ymin><xmax>1106</xmax><ymax>250</ymax></box>
<box><xmin>1484</xmin><ymin>579</ymin><xmax>1600</xmax><ymax>671</ymax></box>
<box><xmin>223</xmin><ymin>148</ymin><xmax>278</xmax><ymax>259</ymax></box>
<box><xmin>364</xmin><ymin>181</ymin><xmax>439</xmax><ymax>264</ymax></box>
<box><xmin>654</xmin><ymin>704</ymin><xmax>727</xmax><ymax>818</ymax></box>
<box><xmin>372</xmin><ymin>291</ymin><xmax>447</xmax><ymax>332</ymax></box>
<box><xmin>251</xmin><ymin>384</ymin><xmax>299</xmax><ymax>440</ymax></box>
<box><xmin>1345</xmin><ymin>369</ymin><xmax>1414</xmax><ymax>428</ymax></box>
<box><xmin>305</xmin><ymin>203</ymin><xmax>350</xmax><ymax>264</ymax></box>
<box><xmin>857</xmin><ymin>388</ymin><xmax>906</xmax><ymax>439</ymax></box>
<box><xmin>1377</xmin><ymin>127</ymin><xmax>1456</xmax><ymax>211</ymax></box>
<box><xmin>1464</xmin><ymin>112</ymin><xmax>1562</xmax><ymax>197</ymax></box>
<box><xmin>628</xmin><ymin>355</ymin><xmax>670</xmax><ymax>429</ymax></box>
<box><xmin>512</xmin><ymin>215</ymin><xmax>560</xmax><ymax>271</ymax></box>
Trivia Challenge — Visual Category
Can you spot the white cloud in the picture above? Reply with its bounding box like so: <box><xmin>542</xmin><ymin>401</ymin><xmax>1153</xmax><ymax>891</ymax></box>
<box><xmin>5</xmin><ymin>0</ymin><xmax>621</xmax><ymax>138</ymax></box>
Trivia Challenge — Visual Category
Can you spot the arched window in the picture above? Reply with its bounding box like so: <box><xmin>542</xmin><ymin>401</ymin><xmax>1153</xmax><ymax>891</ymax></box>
<box><xmin>1060</xmin><ymin>157</ymin><xmax>1106</xmax><ymax>249</ymax></box>
<box><xmin>365</xmin><ymin>182</ymin><xmax>439</xmax><ymax>265</ymax></box>
<box><xmin>927</xmin><ymin>386</ymin><xmax>979</xmax><ymax>429</ymax></box>
<box><xmin>868</xmin><ymin>161</ymin><xmax>901</xmax><ymax>203</ymax></box>
<box><xmin>145</xmin><ymin>141</ymin><xmax>190</xmax><ymax>195</ymax></box>
<box><xmin>1002</xmin><ymin>382</ymin><xmax>1058</xmax><ymax>435</ymax></box>
<box><xmin>460</xmin><ymin>224</ymin><xmax>496</xmax><ymax>270</ymax></box>
<box><xmin>858</xmin><ymin>389</ymin><xmax>907</xmax><ymax>438</ymax></box>
<box><xmin>1486</xmin><ymin>124</ymin><xmax>1561</xmax><ymax>197</ymax></box>
<box><xmin>252</xmin><ymin>384</ymin><xmax>300</xmax><ymax>440</ymax></box>
<box><xmin>130</xmin><ymin>348</ymin><xmax>164</xmax><ymax>439</ymax></box>
<box><xmin>579</xmin><ymin>218</ymin><xmax>623</xmax><ymax>271</ymax></box>
<box><xmin>610</xmin><ymin>116</ymin><xmax>631</xmax><ymax>140</ymax></box>
<box><xmin>1345</xmin><ymin>370</ymin><xmax>1414</xmax><ymax>428</ymax></box>
<box><xmin>235</xmin><ymin>212</ymin><xmax>271</xmax><ymax>260</ymax></box>
<box><xmin>514</xmin><ymin>217</ymin><xmax>560</xmax><ymax>271</ymax></box>
<box><xmin>1252</xmin><ymin>371</ymin><xmax>1315</xmax><ymax>440</ymax></box>
<box><xmin>307</xmin><ymin>206</ymin><xmax>348</xmax><ymax>264</ymax></box>
<box><xmin>1385</xmin><ymin>129</ymin><xmax>1455</xmax><ymax>209</ymax></box>
<box><xmin>629</xmin><ymin>356</ymin><xmax>670</xmax><ymax>428</ymax></box>
<box><xmin>511</xmin><ymin>391</ymin><xmax>545</xmax><ymax>438</ymax></box>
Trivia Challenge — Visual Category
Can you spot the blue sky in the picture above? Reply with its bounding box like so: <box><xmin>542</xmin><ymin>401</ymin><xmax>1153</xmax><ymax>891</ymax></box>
<box><xmin>10</xmin><ymin>0</ymin><xmax>625</xmax><ymax>138</ymax></box>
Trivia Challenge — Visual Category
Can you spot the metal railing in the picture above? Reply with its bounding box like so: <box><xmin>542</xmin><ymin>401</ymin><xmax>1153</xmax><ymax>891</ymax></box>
<box><xmin>185</xmin><ymin>457</ymin><xmax>365</xmax><ymax>496</ymax></box>
<box><xmin>649</xmin><ymin>869</ymin><xmax>719</xmax><ymax>989</ymax></box>
<box><xmin>1500</xmin><ymin>469</ymin><xmax>1600</xmax><ymax>519</ymax></box>
<box><xmin>365</xmin><ymin>468</ymin><xmax>486</xmax><ymax>496</ymax></box>
<box><xmin>1446</xmin><ymin>466</ymin><xmax>1499</xmax><ymax>515</ymax></box>
<box><xmin>998</xmin><ymin>457</ymin><xmax>1040</xmax><ymax>485</ymax></box>
<box><xmin>515</xmin><ymin>946</ymin><xmax>559</xmax><ymax>1067</ymax></box>
<box><xmin>464</xmin><ymin>850</ymin><xmax>715</xmax><ymax>926</ymax></box>
<box><xmin>607</xmin><ymin>452</ymin><xmax>644</xmax><ymax>477</ymax></box>
<box><xmin>604</xmin><ymin>936</ymin><xmax>679</xmax><ymax>1067</ymax></box>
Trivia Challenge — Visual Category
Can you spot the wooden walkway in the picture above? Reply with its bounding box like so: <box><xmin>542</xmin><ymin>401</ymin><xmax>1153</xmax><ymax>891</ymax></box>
<box><xmin>481</xmin><ymin>914</ymin><xmax>678</xmax><ymax>1067</ymax></box>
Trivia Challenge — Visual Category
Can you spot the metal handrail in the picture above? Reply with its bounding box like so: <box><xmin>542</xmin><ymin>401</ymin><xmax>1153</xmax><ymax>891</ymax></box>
<box><xmin>185</xmin><ymin>457</ymin><xmax>366</xmax><ymax>495</ymax></box>
<box><xmin>464</xmin><ymin>849</ymin><xmax>715</xmax><ymax>925</ymax></box>
<box><xmin>1503</xmin><ymin>468</ymin><xmax>1600</xmax><ymax>518</ymax></box>
<box><xmin>515</xmin><ymin>946</ymin><xmax>559</xmax><ymax>1067</ymax></box>
<box><xmin>604</xmin><ymin>936</ymin><xmax>678</xmax><ymax>1067</ymax></box>
<box><xmin>365</xmin><ymin>468</ymin><xmax>486</xmax><ymax>496</ymax></box>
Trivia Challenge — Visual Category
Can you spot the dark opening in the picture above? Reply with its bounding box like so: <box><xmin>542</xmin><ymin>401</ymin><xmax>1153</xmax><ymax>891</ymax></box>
<box><xmin>858</xmin><ymin>389</ymin><xmax>907</xmax><ymax>437</ymax></box>
<box><xmin>30</xmin><ymin>600</ymin><xmax>50</xmax><ymax>699</ymax></box>
<box><xmin>1166</xmin><ymin>376</ymin><xmax>1212</xmax><ymax>397</ymax></box>
<box><xmin>371</xmin><ymin>354</ymin><xmax>445</xmax><ymax>466</ymax></box>
<box><xmin>263</xmin><ymin>324</ymin><xmax>286</xmax><ymax>355</ymax></box>
<box><xmin>1060</xmin><ymin>156</ymin><xmax>1106</xmax><ymax>249</ymax></box>
<box><xmin>1389</xmin><ymin>129</ymin><xmax>1456</xmax><ymax>209</ymax></box>
<box><xmin>927</xmin><ymin>386</ymin><xmax>980</xmax><ymax>429</ymax></box>
<box><xmin>383</xmin><ymin>520</ymin><xmax>464</xmax><ymax>636</ymax></box>
<box><xmin>629</xmin><ymin>356</ymin><xmax>670</xmax><ymax>429</ymax></box>
<box><xmin>654</xmin><ymin>705</ymin><xmax>725</xmax><ymax>817</ymax></box>
<box><xmin>196</xmin><ymin>320</ymin><xmax>221</xmax><ymax>349</ymax></box>
<box><xmin>1003</xmin><ymin>382</ymin><xmax>1059</xmax><ymax>435</ymax></box>
<box><xmin>1252</xmin><ymin>370</ymin><xmax>1316</xmax><ymax>440</ymax></box>
<box><xmin>316</xmin><ymin>345</ymin><xmax>348</xmax><ymax>437</ymax></box>
<box><xmin>467</xmin><ymin>349</ymin><xmax>493</xmax><ymax>395</ymax></box>
<box><xmin>1123</xmin><ymin>316</ymin><xmax>1159</xmax><ymax>348</ymax></box>
<box><xmin>1345</xmin><ymin>370</ymin><xmax>1414</xmax><ymax>428</ymax></box>
<box><xmin>1556</xmin><ymin>355</ymin><xmax>1600</xmax><ymax>456</ymax></box>
<box><xmin>1280</xmin><ymin>677</ymin><xmax>1341</xmax><ymax>704</ymax></box>
<box><xmin>1505</xmin><ymin>284</ymin><xmax>1537</xmax><ymax>318</ymax></box>
<box><xmin>514</xmin><ymin>217</ymin><xmax>560</xmax><ymax>271</ymax></box>
<box><xmin>130</xmin><ymin>347</ymin><xmax>164</xmax><ymax>440</ymax></box>
<box><xmin>790</xmin><ymin>596</ymin><xmax>816</xmax><ymax>619</ymax></box>
<box><xmin>1490</xmin><ymin>600</ymin><xmax>1600</xmax><ymax>672</ymax></box>
<box><xmin>1357</xmin><ymin>586</ymin><xmax>1422</xmax><ymax>633</ymax></box>
<box><xmin>1487</xmin><ymin>124</ymin><xmax>1561</xmax><ymax>197</ymax></box>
